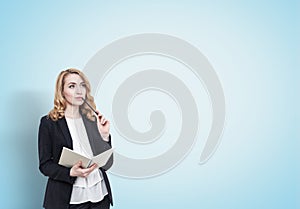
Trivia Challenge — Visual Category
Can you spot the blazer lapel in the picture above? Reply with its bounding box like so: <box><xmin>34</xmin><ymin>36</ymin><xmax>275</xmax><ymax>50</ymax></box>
<box><xmin>82</xmin><ymin>116</ymin><xmax>111</xmax><ymax>156</ymax></box>
<box><xmin>82</xmin><ymin>116</ymin><xmax>97</xmax><ymax>154</ymax></box>
<box><xmin>58</xmin><ymin>117</ymin><xmax>73</xmax><ymax>149</ymax></box>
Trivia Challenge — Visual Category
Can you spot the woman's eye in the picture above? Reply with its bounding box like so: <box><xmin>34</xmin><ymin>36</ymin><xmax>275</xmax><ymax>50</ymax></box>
<box><xmin>69</xmin><ymin>84</ymin><xmax>75</xmax><ymax>88</ymax></box>
<box><xmin>81</xmin><ymin>83</ymin><xmax>86</xmax><ymax>88</ymax></box>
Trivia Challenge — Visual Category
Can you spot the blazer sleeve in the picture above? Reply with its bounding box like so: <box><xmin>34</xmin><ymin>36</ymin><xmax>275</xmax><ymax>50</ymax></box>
<box><xmin>101</xmin><ymin>134</ymin><xmax>113</xmax><ymax>171</ymax></box>
<box><xmin>38</xmin><ymin>116</ymin><xmax>76</xmax><ymax>184</ymax></box>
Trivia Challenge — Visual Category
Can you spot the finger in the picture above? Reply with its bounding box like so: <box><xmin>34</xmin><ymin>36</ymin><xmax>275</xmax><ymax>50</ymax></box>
<box><xmin>95</xmin><ymin>110</ymin><xmax>101</xmax><ymax>116</ymax></box>
<box><xmin>75</xmin><ymin>161</ymin><xmax>82</xmax><ymax>168</ymax></box>
<box><xmin>81</xmin><ymin>170</ymin><xmax>89</xmax><ymax>178</ymax></box>
<box><xmin>81</xmin><ymin>164</ymin><xmax>97</xmax><ymax>177</ymax></box>
<box><xmin>96</xmin><ymin>111</ymin><xmax>103</xmax><ymax>118</ymax></box>
<box><xmin>101</xmin><ymin>117</ymin><xmax>107</xmax><ymax>125</ymax></box>
<box><xmin>79</xmin><ymin>168</ymin><xmax>89</xmax><ymax>177</ymax></box>
<box><xmin>89</xmin><ymin>163</ymin><xmax>98</xmax><ymax>170</ymax></box>
<box><xmin>83</xmin><ymin>164</ymin><xmax>96</xmax><ymax>172</ymax></box>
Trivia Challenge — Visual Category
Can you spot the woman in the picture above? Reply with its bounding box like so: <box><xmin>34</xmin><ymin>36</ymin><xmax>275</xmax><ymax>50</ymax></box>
<box><xmin>38</xmin><ymin>68</ymin><xmax>113</xmax><ymax>209</ymax></box>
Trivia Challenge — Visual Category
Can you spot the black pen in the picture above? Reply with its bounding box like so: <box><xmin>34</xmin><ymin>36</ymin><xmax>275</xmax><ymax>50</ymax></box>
<box><xmin>82</xmin><ymin>97</ymin><xmax>99</xmax><ymax>115</ymax></box>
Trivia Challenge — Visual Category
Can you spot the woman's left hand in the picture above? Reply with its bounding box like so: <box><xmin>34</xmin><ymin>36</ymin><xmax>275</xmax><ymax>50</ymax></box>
<box><xmin>96</xmin><ymin>111</ymin><xmax>110</xmax><ymax>141</ymax></box>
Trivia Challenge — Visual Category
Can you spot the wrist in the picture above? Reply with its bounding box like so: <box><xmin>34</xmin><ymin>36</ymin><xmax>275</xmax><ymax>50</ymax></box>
<box><xmin>70</xmin><ymin>168</ymin><xmax>75</xmax><ymax>177</ymax></box>
<box><xmin>101</xmin><ymin>134</ymin><xmax>110</xmax><ymax>141</ymax></box>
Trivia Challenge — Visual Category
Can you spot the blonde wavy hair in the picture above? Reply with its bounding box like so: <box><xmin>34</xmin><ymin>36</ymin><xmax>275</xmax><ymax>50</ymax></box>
<box><xmin>48</xmin><ymin>68</ymin><xmax>96</xmax><ymax>121</ymax></box>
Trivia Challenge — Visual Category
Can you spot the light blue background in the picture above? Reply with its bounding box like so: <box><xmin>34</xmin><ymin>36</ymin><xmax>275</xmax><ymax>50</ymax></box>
<box><xmin>0</xmin><ymin>0</ymin><xmax>299</xmax><ymax>209</ymax></box>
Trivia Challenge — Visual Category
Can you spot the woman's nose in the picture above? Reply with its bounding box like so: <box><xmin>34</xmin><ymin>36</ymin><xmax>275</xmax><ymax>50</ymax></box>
<box><xmin>76</xmin><ymin>86</ymin><xmax>83</xmax><ymax>94</ymax></box>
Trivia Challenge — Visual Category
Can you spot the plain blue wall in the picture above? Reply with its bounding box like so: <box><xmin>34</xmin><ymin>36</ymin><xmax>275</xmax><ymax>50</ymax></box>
<box><xmin>0</xmin><ymin>1</ymin><xmax>299</xmax><ymax>209</ymax></box>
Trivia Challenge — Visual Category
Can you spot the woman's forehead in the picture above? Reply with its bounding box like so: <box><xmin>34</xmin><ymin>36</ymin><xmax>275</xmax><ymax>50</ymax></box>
<box><xmin>64</xmin><ymin>73</ymin><xmax>84</xmax><ymax>83</ymax></box>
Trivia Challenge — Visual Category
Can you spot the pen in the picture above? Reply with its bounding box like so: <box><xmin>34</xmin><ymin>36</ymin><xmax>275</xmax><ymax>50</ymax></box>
<box><xmin>82</xmin><ymin>97</ymin><xmax>99</xmax><ymax>115</ymax></box>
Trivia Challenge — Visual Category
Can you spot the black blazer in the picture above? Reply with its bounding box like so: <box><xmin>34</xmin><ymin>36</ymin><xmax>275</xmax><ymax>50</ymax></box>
<box><xmin>38</xmin><ymin>115</ymin><xmax>113</xmax><ymax>209</ymax></box>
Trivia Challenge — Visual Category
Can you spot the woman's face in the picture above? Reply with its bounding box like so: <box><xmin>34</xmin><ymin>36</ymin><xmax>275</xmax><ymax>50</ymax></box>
<box><xmin>63</xmin><ymin>73</ymin><xmax>86</xmax><ymax>107</ymax></box>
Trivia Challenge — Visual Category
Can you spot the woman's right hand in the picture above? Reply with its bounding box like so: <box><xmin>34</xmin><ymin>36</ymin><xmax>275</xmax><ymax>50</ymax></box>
<box><xmin>70</xmin><ymin>161</ymin><xmax>97</xmax><ymax>178</ymax></box>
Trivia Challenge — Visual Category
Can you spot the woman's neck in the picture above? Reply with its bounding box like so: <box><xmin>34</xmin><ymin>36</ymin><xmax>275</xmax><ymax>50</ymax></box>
<box><xmin>64</xmin><ymin>106</ymin><xmax>81</xmax><ymax>118</ymax></box>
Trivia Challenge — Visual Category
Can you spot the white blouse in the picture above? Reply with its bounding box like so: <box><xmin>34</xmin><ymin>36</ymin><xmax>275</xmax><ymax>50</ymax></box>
<box><xmin>66</xmin><ymin>117</ymin><xmax>108</xmax><ymax>204</ymax></box>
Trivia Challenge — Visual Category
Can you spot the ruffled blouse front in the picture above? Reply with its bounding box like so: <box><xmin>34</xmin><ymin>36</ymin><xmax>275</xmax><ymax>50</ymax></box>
<box><xmin>66</xmin><ymin>117</ymin><xmax>108</xmax><ymax>204</ymax></box>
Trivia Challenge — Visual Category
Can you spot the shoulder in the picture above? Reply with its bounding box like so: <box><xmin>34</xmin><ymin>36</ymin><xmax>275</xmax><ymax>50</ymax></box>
<box><xmin>40</xmin><ymin>115</ymin><xmax>51</xmax><ymax>123</ymax></box>
<box><xmin>39</xmin><ymin>115</ymin><xmax>67</xmax><ymax>135</ymax></box>
<box><xmin>39</xmin><ymin>115</ymin><xmax>62</xmax><ymax>126</ymax></box>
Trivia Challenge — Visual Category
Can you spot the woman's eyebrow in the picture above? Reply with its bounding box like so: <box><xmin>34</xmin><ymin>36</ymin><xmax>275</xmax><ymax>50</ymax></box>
<box><xmin>66</xmin><ymin>80</ymin><xmax>84</xmax><ymax>85</ymax></box>
<box><xmin>67</xmin><ymin>81</ymin><xmax>77</xmax><ymax>85</ymax></box>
